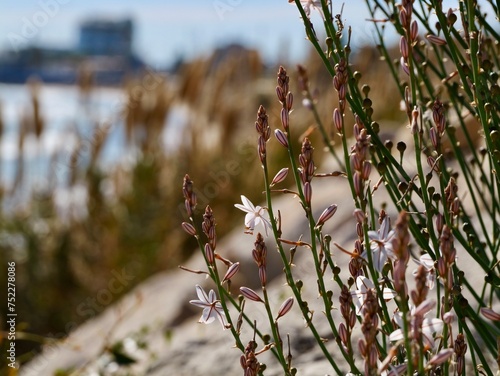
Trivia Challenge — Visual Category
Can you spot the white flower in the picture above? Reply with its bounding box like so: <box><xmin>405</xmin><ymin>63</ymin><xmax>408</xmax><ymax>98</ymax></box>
<box><xmin>413</xmin><ymin>253</ymin><xmax>436</xmax><ymax>290</ymax></box>
<box><xmin>234</xmin><ymin>195</ymin><xmax>272</xmax><ymax>236</ymax></box>
<box><xmin>189</xmin><ymin>285</ymin><xmax>227</xmax><ymax>329</ymax></box>
<box><xmin>363</xmin><ymin>216</ymin><xmax>395</xmax><ymax>272</ymax></box>
<box><xmin>292</xmin><ymin>0</ymin><xmax>327</xmax><ymax>19</ymax></box>
<box><xmin>350</xmin><ymin>276</ymin><xmax>397</xmax><ymax>316</ymax></box>
<box><xmin>390</xmin><ymin>299</ymin><xmax>443</xmax><ymax>348</ymax></box>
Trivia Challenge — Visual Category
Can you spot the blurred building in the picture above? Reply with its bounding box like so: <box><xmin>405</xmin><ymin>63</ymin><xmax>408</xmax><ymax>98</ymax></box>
<box><xmin>0</xmin><ymin>18</ymin><xmax>144</xmax><ymax>85</ymax></box>
<box><xmin>79</xmin><ymin>19</ymin><xmax>133</xmax><ymax>57</ymax></box>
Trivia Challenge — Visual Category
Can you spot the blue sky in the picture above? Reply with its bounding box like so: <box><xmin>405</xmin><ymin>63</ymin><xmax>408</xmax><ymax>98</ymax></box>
<box><xmin>0</xmin><ymin>1</ymin><xmax>491</xmax><ymax>68</ymax></box>
<box><xmin>0</xmin><ymin>0</ymin><xmax>371</xmax><ymax>68</ymax></box>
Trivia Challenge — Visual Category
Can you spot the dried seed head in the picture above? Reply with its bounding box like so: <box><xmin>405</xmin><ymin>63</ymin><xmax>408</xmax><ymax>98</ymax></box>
<box><xmin>333</xmin><ymin>108</ymin><xmax>343</xmax><ymax>133</ymax></box>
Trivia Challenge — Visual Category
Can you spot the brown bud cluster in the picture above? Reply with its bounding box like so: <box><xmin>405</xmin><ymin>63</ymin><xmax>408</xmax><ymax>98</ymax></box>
<box><xmin>240</xmin><ymin>340</ymin><xmax>260</xmax><ymax>376</ymax></box>
<box><xmin>359</xmin><ymin>289</ymin><xmax>379</xmax><ymax>375</ymax></box>
<box><xmin>202</xmin><ymin>206</ymin><xmax>217</xmax><ymax>251</ymax></box>
<box><xmin>297</xmin><ymin>64</ymin><xmax>310</xmax><ymax>93</ymax></box>
<box><xmin>392</xmin><ymin>211</ymin><xmax>410</xmax><ymax>295</ymax></box>
<box><xmin>350</xmin><ymin>115</ymin><xmax>371</xmax><ymax>198</ymax></box>
<box><xmin>349</xmin><ymin>240</ymin><xmax>364</xmax><ymax>278</ymax></box>
<box><xmin>276</xmin><ymin>66</ymin><xmax>290</xmax><ymax>104</ymax></box>
<box><xmin>333</xmin><ymin>58</ymin><xmax>348</xmax><ymax>113</ymax></box>
<box><xmin>437</xmin><ymin>225</ymin><xmax>456</xmax><ymax>291</ymax></box>
<box><xmin>252</xmin><ymin>233</ymin><xmax>268</xmax><ymax>287</ymax></box>
<box><xmin>454</xmin><ymin>333</ymin><xmax>467</xmax><ymax>375</ymax></box>
<box><xmin>255</xmin><ymin>106</ymin><xmax>271</xmax><ymax>163</ymax></box>
<box><xmin>299</xmin><ymin>138</ymin><xmax>315</xmax><ymax>185</ymax></box>
<box><xmin>444</xmin><ymin>177</ymin><xmax>460</xmax><ymax>218</ymax></box>
<box><xmin>411</xmin><ymin>265</ymin><xmax>429</xmax><ymax>306</ymax></box>
<box><xmin>182</xmin><ymin>174</ymin><xmax>197</xmax><ymax>217</ymax></box>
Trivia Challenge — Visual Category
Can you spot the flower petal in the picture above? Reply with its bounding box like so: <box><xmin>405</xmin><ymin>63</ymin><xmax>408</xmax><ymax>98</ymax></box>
<box><xmin>389</xmin><ymin>328</ymin><xmax>403</xmax><ymax>342</ymax></box>
<box><xmin>195</xmin><ymin>284</ymin><xmax>209</xmax><ymax>303</ymax></box>
<box><xmin>356</xmin><ymin>276</ymin><xmax>374</xmax><ymax>291</ymax></box>
<box><xmin>240</xmin><ymin>195</ymin><xmax>256</xmax><ymax>211</ymax></box>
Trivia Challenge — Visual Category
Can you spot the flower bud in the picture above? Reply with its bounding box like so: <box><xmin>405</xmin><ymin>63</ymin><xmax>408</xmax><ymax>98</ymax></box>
<box><xmin>222</xmin><ymin>262</ymin><xmax>240</xmax><ymax>282</ymax></box>
<box><xmin>317</xmin><ymin>204</ymin><xmax>338</xmax><ymax>227</ymax></box>
<box><xmin>275</xmin><ymin>129</ymin><xmax>289</xmax><ymax>148</ymax></box>
<box><xmin>353</xmin><ymin>209</ymin><xmax>366</xmax><ymax>224</ymax></box>
<box><xmin>333</xmin><ymin>108</ymin><xmax>343</xmax><ymax>133</ymax></box>
<box><xmin>304</xmin><ymin>182</ymin><xmax>312</xmax><ymax>205</ymax></box>
<box><xmin>182</xmin><ymin>222</ymin><xmax>197</xmax><ymax>236</ymax></box>
<box><xmin>400</xmin><ymin>36</ymin><xmax>409</xmax><ymax>60</ymax></box>
<box><xmin>400</xmin><ymin>57</ymin><xmax>410</xmax><ymax>75</ymax></box>
<box><xmin>281</xmin><ymin>108</ymin><xmax>290</xmax><ymax>130</ymax></box>
<box><xmin>240</xmin><ymin>287</ymin><xmax>263</xmax><ymax>302</ymax></box>
<box><xmin>361</xmin><ymin>161</ymin><xmax>372</xmax><ymax>180</ymax></box>
<box><xmin>480</xmin><ymin>307</ymin><xmax>500</xmax><ymax>321</ymax></box>
<box><xmin>410</xmin><ymin>20</ymin><xmax>419</xmax><ymax>41</ymax></box>
<box><xmin>428</xmin><ymin>349</ymin><xmax>454</xmax><ymax>366</ymax></box>
<box><xmin>270</xmin><ymin>168</ymin><xmax>289</xmax><ymax>186</ymax></box>
<box><xmin>276</xmin><ymin>297</ymin><xmax>294</xmax><ymax>319</ymax></box>
<box><xmin>354</xmin><ymin>172</ymin><xmax>364</xmax><ymax>197</ymax></box>
<box><xmin>338</xmin><ymin>323</ymin><xmax>348</xmax><ymax>345</ymax></box>
<box><xmin>258</xmin><ymin>266</ymin><xmax>267</xmax><ymax>287</ymax></box>
<box><xmin>205</xmin><ymin>243</ymin><xmax>215</xmax><ymax>265</ymax></box>
<box><xmin>426</xmin><ymin>34</ymin><xmax>447</xmax><ymax>45</ymax></box>
<box><xmin>286</xmin><ymin>92</ymin><xmax>294</xmax><ymax>111</ymax></box>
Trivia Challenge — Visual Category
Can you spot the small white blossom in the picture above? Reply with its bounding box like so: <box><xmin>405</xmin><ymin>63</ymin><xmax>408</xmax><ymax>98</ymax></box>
<box><xmin>350</xmin><ymin>276</ymin><xmax>397</xmax><ymax>316</ymax></box>
<box><xmin>363</xmin><ymin>216</ymin><xmax>395</xmax><ymax>272</ymax></box>
<box><xmin>234</xmin><ymin>195</ymin><xmax>272</xmax><ymax>236</ymax></box>
<box><xmin>189</xmin><ymin>285</ymin><xmax>228</xmax><ymax>329</ymax></box>
<box><xmin>292</xmin><ymin>0</ymin><xmax>328</xmax><ymax>19</ymax></box>
<box><xmin>390</xmin><ymin>299</ymin><xmax>443</xmax><ymax>348</ymax></box>
<box><xmin>413</xmin><ymin>253</ymin><xmax>436</xmax><ymax>290</ymax></box>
